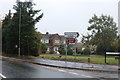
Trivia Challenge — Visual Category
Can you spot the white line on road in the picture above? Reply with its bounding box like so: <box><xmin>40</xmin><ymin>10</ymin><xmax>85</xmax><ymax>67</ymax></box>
<box><xmin>42</xmin><ymin>66</ymin><xmax>50</xmax><ymax>68</ymax></box>
<box><xmin>0</xmin><ymin>73</ymin><xmax>6</xmax><ymax>78</ymax></box>
<box><xmin>81</xmin><ymin>74</ymin><xmax>93</xmax><ymax>78</ymax></box>
<box><xmin>58</xmin><ymin>69</ymin><xmax>79</xmax><ymax>76</ymax></box>
<box><xmin>68</xmin><ymin>72</ymin><xmax>79</xmax><ymax>75</ymax></box>
<box><xmin>58</xmin><ymin>69</ymin><xmax>67</xmax><ymax>73</ymax></box>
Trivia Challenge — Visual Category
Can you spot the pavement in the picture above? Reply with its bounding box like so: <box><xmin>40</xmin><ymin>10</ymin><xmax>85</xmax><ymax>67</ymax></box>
<box><xmin>21</xmin><ymin>57</ymin><xmax>120</xmax><ymax>73</ymax></box>
<box><xmin>1</xmin><ymin>54</ymin><xmax>120</xmax><ymax>73</ymax></box>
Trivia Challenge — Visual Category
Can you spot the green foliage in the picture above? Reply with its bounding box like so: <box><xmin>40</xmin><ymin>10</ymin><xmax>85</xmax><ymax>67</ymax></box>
<box><xmin>118</xmin><ymin>38</ymin><xmax>120</xmax><ymax>52</ymax></box>
<box><xmin>82</xmin><ymin>48</ymin><xmax>90</xmax><ymax>55</ymax></box>
<box><xmin>49</xmin><ymin>50</ymin><xmax>55</xmax><ymax>54</ymax></box>
<box><xmin>76</xmin><ymin>48</ymin><xmax>82</xmax><ymax>54</ymax></box>
<box><xmin>2</xmin><ymin>1</ymin><xmax>43</xmax><ymax>56</ymax></box>
<box><xmin>40</xmin><ymin>43</ymin><xmax>47</xmax><ymax>53</ymax></box>
<box><xmin>82</xmin><ymin>14</ymin><xmax>118</xmax><ymax>54</ymax></box>
<box><xmin>58</xmin><ymin>44</ymin><xmax>65</xmax><ymax>55</ymax></box>
<box><xmin>96</xmin><ymin>44</ymin><xmax>106</xmax><ymax>55</ymax></box>
<box><xmin>67</xmin><ymin>46</ymin><xmax>73</xmax><ymax>55</ymax></box>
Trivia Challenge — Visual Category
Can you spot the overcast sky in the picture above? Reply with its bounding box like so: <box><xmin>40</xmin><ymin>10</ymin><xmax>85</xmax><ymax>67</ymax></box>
<box><xmin>0</xmin><ymin>0</ymin><xmax>119</xmax><ymax>41</ymax></box>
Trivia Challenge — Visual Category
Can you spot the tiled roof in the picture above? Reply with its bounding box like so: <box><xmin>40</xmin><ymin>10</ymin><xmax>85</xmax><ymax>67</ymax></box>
<box><xmin>41</xmin><ymin>34</ymin><xmax>65</xmax><ymax>40</ymax></box>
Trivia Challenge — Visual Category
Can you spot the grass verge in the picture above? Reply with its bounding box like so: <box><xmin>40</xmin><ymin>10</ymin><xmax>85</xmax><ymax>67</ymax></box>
<box><xmin>31</xmin><ymin>54</ymin><xmax>119</xmax><ymax>65</ymax></box>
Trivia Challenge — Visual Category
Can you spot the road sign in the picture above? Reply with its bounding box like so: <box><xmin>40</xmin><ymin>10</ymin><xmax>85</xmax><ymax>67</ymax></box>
<box><xmin>64</xmin><ymin>32</ymin><xmax>79</xmax><ymax>60</ymax></box>
<box><xmin>64</xmin><ymin>32</ymin><xmax>79</xmax><ymax>38</ymax></box>
<box><xmin>66</xmin><ymin>38</ymin><xmax>77</xmax><ymax>43</ymax></box>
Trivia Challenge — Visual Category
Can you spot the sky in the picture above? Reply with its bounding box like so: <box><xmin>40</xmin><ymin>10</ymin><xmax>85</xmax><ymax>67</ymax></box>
<box><xmin>0</xmin><ymin>0</ymin><xmax>119</xmax><ymax>41</ymax></box>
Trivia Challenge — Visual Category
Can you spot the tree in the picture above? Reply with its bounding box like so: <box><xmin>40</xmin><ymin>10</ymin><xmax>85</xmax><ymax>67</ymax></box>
<box><xmin>118</xmin><ymin>36</ymin><xmax>120</xmax><ymax>52</ymax></box>
<box><xmin>2</xmin><ymin>10</ymin><xmax>12</xmax><ymax>53</ymax></box>
<box><xmin>82</xmin><ymin>47</ymin><xmax>90</xmax><ymax>55</ymax></box>
<box><xmin>58</xmin><ymin>44</ymin><xmax>66</xmax><ymax>55</ymax></box>
<box><xmin>83</xmin><ymin>14</ymin><xmax>117</xmax><ymax>54</ymax></box>
<box><xmin>81</xmin><ymin>33</ymin><xmax>92</xmax><ymax>46</ymax></box>
<box><xmin>2</xmin><ymin>1</ymin><xmax>43</xmax><ymax>56</ymax></box>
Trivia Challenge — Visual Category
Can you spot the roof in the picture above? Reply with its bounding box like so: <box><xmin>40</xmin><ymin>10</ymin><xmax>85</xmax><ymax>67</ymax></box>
<box><xmin>41</xmin><ymin>34</ymin><xmax>65</xmax><ymax>41</ymax></box>
<box><xmin>41</xmin><ymin>34</ymin><xmax>50</xmax><ymax>40</ymax></box>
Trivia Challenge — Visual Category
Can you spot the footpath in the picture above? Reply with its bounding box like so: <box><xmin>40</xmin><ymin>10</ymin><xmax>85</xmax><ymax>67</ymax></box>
<box><xmin>1</xmin><ymin>54</ymin><xmax>120</xmax><ymax>73</ymax></box>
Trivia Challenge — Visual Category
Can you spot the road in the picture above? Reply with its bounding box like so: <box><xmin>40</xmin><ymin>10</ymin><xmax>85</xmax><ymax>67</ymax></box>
<box><xmin>0</xmin><ymin>58</ymin><xmax>119</xmax><ymax>79</ymax></box>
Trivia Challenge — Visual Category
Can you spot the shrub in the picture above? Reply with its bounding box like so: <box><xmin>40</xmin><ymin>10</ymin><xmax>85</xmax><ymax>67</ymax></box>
<box><xmin>50</xmin><ymin>50</ymin><xmax>54</xmax><ymax>54</ymax></box>
<box><xmin>82</xmin><ymin>48</ymin><xmax>90</xmax><ymax>55</ymax></box>
<box><xmin>67</xmin><ymin>46</ymin><xmax>73</xmax><ymax>55</ymax></box>
<box><xmin>76</xmin><ymin>48</ymin><xmax>82</xmax><ymax>54</ymax></box>
<box><xmin>96</xmin><ymin>44</ymin><xmax>106</xmax><ymax>55</ymax></box>
<box><xmin>58</xmin><ymin>44</ymin><xmax>66</xmax><ymax>55</ymax></box>
<box><xmin>41</xmin><ymin>43</ymin><xmax>47</xmax><ymax>53</ymax></box>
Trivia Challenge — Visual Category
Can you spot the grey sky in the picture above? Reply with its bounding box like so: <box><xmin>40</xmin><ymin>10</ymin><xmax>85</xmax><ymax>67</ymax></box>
<box><xmin>0</xmin><ymin>0</ymin><xmax>119</xmax><ymax>41</ymax></box>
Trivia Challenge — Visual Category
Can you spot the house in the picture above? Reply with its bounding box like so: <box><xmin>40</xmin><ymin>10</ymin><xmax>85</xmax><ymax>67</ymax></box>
<box><xmin>41</xmin><ymin>32</ymin><xmax>66</xmax><ymax>53</ymax></box>
<box><xmin>41</xmin><ymin>32</ymin><xmax>79</xmax><ymax>54</ymax></box>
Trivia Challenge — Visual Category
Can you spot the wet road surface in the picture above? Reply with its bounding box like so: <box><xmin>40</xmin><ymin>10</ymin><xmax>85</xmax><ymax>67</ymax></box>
<box><xmin>0</xmin><ymin>58</ymin><xmax>119</xmax><ymax>79</ymax></box>
<box><xmin>2</xmin><ymin>54</ymin><xmax>119</xmax><ymax>73</ymax></box>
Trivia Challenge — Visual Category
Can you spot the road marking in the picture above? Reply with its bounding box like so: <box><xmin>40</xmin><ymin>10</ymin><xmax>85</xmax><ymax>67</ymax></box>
<box><xmin>81</xmin><ymin>74</ymin><xmax>92</xmax><ymax>78</ymax></box>
<box><xmin>0</xmin><ymin>73</ymin><xmax>6</xmax><ymax>78</ymax></box>
<box><xmin>68</xmin><ymin>72</ymin><xmax>79</xmax><ymax>75</ymax></box>
<box><xmin>42</xmin><ymin>66</ymin><xmax>50</xmax><ymax>68</ymax></box>
<box><xmin>58</xmin><ymin>69</ymin><xmax>79</xmax><ymax>76</ymax></box>
<box><xmin>58</xmin><ymin>69</ymin><xmax>67</xmax><ymax>72</ymax></box>
<box><xmin>41</xmin><ymin>66</ymin><xmax>56</xmax><ymax>70</ymax></box>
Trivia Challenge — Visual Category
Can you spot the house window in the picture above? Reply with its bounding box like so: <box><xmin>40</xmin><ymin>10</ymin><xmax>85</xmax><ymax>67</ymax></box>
<box><xmin>45</xmin><ymin>39</ymin><xmax>49</xmax><ymax>43</ymax></box>
<box><xmin>41</xmin><ymin>39</ymin><xmax>44</xmax><ymax>43</ymax></box>
<box><xmin>41</xmin><ymin>39</ymin><xmax>49</xmax><ymax>43</ymax></box>
<box><xmin>55</xmin><ymin>40</ymin><xmax>60</xmax><ymax>43</ymax></box>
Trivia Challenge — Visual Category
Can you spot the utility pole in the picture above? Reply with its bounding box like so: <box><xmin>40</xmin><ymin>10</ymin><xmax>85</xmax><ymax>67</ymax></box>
<box><xmin>18</xmin><ymin>4</ymin><xmax>21</xmax><ymax>56</ymax></box>
<box><xmin>65</xmin><ymin>42</ymin><xmax>68</xmax><ymax>60</ymax></box>
<box><xmin>105</xmin><ymin>52</ymin><xmax>106</xmax><ymax>64</ymax></box>
<box><xmin>74</xmin><ymin>40</ymin><xmax>77</xmax><ymax>60</ymax></box>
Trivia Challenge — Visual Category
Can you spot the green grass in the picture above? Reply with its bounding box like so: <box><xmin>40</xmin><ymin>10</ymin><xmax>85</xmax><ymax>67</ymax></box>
<box><xmin>32</xmin><ymin>54</ymin><xmax>119</xmax><ymax>65</ymax></box>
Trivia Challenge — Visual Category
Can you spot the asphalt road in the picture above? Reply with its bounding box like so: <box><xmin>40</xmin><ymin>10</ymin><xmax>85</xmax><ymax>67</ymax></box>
<box><xmin>0</xmin><ymin>58</ymin><xmax>119</xmax><ymax>80</ymax></box>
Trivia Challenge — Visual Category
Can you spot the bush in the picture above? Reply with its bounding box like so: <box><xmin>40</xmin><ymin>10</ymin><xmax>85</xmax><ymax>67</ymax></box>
<box><xmin>30</xmin><ymin>44</ymin><xmax>40</xmax><ymax>56</ymax></box>
<box><xmin>82</xmin><ymin>48</ymin><xmax>90</xmax><ymax>55</ymax></box>
<box><xmin>96</xmin><ymin>45</ymin><xmax>106</xmax><ymax>55</ymax></box>
<box><xmin>32</xmin><ymin>53</ymin><xmax>39</xmax><ymax>57</ymax></box>
<box><xmin>76</xmin><ymin>48</ymin><xmax>82</xmax><ymax>54</ymax></box>
<box><xmin>41</xmin><ymin>43</ymin><xmax>47</xmax><ymax>53</ymax></box>
<box><xmin>49</xmin><ymin>50</ymin><xmax>55</xmax><ymax>54</ymax></box>
<box><xmin>118</xmin><ymin>39</ymin><xmax>120</xmax><ymax>52</ymax></box>
<box><xmin>58</xmin><ymin>44</ymin><xmax>66</xmax><ymax>55</ymax></box>
<box><xmin>67</xmin><ymin>46</ymin><xmax>73</xmax><ymax>55</ymax></box>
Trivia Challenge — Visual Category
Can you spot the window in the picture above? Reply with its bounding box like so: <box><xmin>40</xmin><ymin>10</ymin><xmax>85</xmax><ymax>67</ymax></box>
<box><xmin>55</xmin><ymin>40</ymin><xmax>60</xmax><ymax>43</ymax></box>
<box><xmin>41</xmin><ymin>39</ymin><xmax>49</xmax><ymax>43</ymax></box>
<box><xmin>41</xmin><ymin>39</ymin><xmax>44</xmax><ymax>43</ymax></box>
<box><xmin>45</xmin><ymin>39</ymin><xmax>49</xmax><ymax>43</ymax></box>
